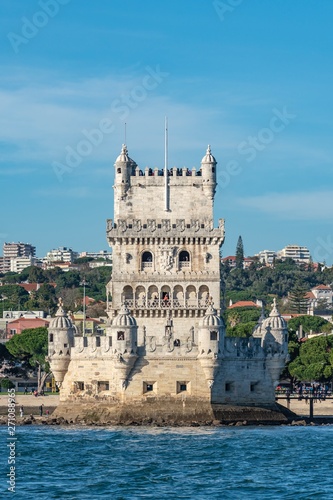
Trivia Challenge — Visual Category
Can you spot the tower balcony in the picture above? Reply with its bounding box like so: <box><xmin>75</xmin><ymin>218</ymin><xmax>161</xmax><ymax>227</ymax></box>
<box><xmin>115</xmin><ymin>298</ymin><xmax>210</xmax><ymax>310</ymax></box>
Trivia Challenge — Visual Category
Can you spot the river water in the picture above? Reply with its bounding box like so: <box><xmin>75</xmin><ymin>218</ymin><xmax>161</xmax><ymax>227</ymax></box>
<box><xmin>1</xmin><ymin>425</ymin><xmax>332</xmax><ymax>499</ymax></box>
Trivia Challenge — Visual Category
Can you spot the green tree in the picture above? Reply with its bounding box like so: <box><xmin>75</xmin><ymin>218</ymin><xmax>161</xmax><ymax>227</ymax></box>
<box><xmin>19</xmin><ymin>266</ymin><xmax>48</xmax><ymax>283</ymax></box>
<box><xmin>226</xmin><ymin>321</ymin><xmax>257</xmax><ymax>338</ymax></box>
<box><xmin>5</xmin><ymin>327</ymin><xmax>50</xmax><ymax>393</ymax></box>
<box><xmin>288</xmin><ymin>281</ymin><xmax>309</xmax><ymax>314</ymax></box>
<box><xmin>0</xmin><ymin>378</ymin><xmax>15</xmax><ymax>389</ymax></box>
<box><xmin>0</xmin><ymin>285</ymin><xmax>30</xmax><ymax>311</ymax></box>
<box><xmin>235</xmin><ymin>235</ymin><xmax>244</xmax><ymax>270</ymax></box>
<box><xmin>288</xmin><ymin>335</ymin><xmax>333</xmax><ymax>382</ymax></box>
<box><xmin>25</xmin><ymin>283</ymin><xmax>58</xmax><ymax>314</ymax></box>
<box><xmin>288</xmin><ymin>315</ymin><xmax>331</xmax><ymax>335</ymax></box>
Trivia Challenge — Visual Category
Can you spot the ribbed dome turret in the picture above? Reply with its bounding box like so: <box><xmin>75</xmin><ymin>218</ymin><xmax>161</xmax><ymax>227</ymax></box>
<box><xmin>201</xmin><ymin>145</ymin><xmax>217</xmax><ymax>165</ymax></box>
<box><xmin>201</xmin><ymin>303</ymin><xmax>223</xmax><ymax>327</ymax></box>
<box><xmin>113</xmin><ymin>303</ymin><xmax>137</xmax><ymax>327</ymax></box>
<box><xmin>115</xmin><ymin>144</ymin><xmax>137</xmax><ymax>166</ymax></box>
<box><xmin>49</xmin><ymin>300</ymin><xmax>73</xmax><ymax>330</ymax></box>
<box><xmin>261</xmin><ymin>300</ymin><xmax>286</xmax><ymax>331</ymax></box>
<box><xmin>115</xmin><ymin>144</ymin><xmax>130</xmax><ymax>163</ymax></box>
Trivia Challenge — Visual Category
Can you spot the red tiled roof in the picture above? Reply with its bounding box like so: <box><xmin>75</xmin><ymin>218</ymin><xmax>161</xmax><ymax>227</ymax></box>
<box><xmin>305</xmin><ymin>292</ymin><xmax>315</xmax><ymax>299</ymax></box>
<box><xmin>228</xmin><ymin>301</ymin><xmax>260</xmax><ymax>309</ymax></box>
<box><xmin>313</xmin><ymin>284</ymin><xmax>331</xmax><ymax>290</ymax></box>
<box><xmin>222</xmin><ymin>256</ymin><xmax>236</xmax><ymax>261</ymax></box>
<box><xmin>19</xmin><ymin>282</ymin><xmax>56</xmax><ymax>292</ymax></box>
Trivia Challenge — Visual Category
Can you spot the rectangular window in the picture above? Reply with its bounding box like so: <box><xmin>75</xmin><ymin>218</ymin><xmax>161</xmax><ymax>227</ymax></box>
<box><xmin>177</xmin><ymin>381</ymin><xmax>190</xmax><ymax>393</ymax></box>
<box><xmin>225</xmin><ymin>382</ymin><xmax>233</xmax><ymax>392</ymax></box>
<box><xmin>76</xmin><ymin>381</ymin><xmax>84</xmax><ymax>391</ymax></box>
<box><xmin>98</xmin><ymin>381</ymin><xmax>109</xmax><ymax>391</ymax></box>
<box><xmin>143</xmin><ymin>381</ymin><xmax>155</xmax><ymax>394</ymax></box>
<box><xmin>250</xmin><ymin>382</ymin><xmax>258</xmax><ymax>392</ymax></box>
<box><xmin>64</xmin><ymin>343</ymin><xmax>68</xmax><ymax>348</ymax></box>
<box><xmin>210</xmin><ymin>331</ymin><xmax>218</xmax><ymax>341</ymax></box>
<box><xmin>109</xmin><ymin>337</ymin><xmax>112</xmax><ymax>347</ymax></box>
<box><xmin>96</xmin><ymin>337</ymin><xmax>101</xmax><ymax>347</ymax></box>
<box><xmin>49</xmin><ymin>334</ymin><xmax>54</xmax><ymax>342</ymax></box>
<box><xmin>83</xmin><ymin>337</ymin><xmax>88</xmax><ymax>347</ymax></box>
<box><xmin>117</xmin><ymin>331</ymin><xmax>125</xmax><ymax>340</ymax></box>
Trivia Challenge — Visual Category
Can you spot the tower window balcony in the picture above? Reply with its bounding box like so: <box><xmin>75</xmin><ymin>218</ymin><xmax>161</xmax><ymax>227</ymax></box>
<box><xmin>179</xmin><ymin>250</ymin><xmax>190</xmax><ymax>270</ymax></box>
<box><xmin>142</xmin><ymin>251</ymin><xmax>153</xmax><ymax>271</ymax></box>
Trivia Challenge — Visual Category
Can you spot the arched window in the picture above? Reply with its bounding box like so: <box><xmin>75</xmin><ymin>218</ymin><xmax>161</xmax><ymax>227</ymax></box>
<box><xmin>179</xmin><ymin>250</ymin><xmax>190</xmax><ymax>269</ymax></box>
<box><xmin>142</xmin><ymin>251</ymin><xmax>153</xmax><ymax>270</ymax></box>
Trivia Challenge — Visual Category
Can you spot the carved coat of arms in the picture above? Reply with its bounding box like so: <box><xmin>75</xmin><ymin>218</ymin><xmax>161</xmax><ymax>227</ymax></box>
<box><xmin>159</xmin><ymin>246</ymin><xmax>175</xmax><ymax>271</ymax></box>
<box><xmin>176</xmin><ymin>219</ymin><xmax>185</xmax><ymax>232</ymax></box>
<box><xmin>118</xmin><ymin>219</ymin><xmax>127</xmax><ymax>232</ymax></box>
<box><xmin>147</xmin><ymin>219</ymin><xmax>156</xmax><ymax>232</ymax></box>
<box><xmin>133</xmin><ymin>219</ymin><xmax>141</xmax><ymax>232</ymax></box>
<box><xmin>162</xmin><ymin>219</ymin><xmax>171</xmax><ymax>232</ymax></box>
<box><xmin>191</xmin><ymin>219</ymin><xmax>200</xmax><ymax>232</ymax></box>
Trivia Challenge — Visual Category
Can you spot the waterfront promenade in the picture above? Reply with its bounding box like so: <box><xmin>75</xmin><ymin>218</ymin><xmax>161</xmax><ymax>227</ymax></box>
<box><xmin>0</xmin><ymin>394</ymin><xmax>59</xmax><ymax>416</ymax></box>
<box><xmin>277</xmin><ymin>395</ymin><xmax>333</xmax><ymax>419</ymax></box>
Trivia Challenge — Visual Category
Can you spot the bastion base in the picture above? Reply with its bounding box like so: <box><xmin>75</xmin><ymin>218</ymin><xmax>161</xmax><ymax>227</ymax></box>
<box><xmin>51</xmin><ymin>399</ymin><xmax>291</xmax><ymax>425</ymax></box>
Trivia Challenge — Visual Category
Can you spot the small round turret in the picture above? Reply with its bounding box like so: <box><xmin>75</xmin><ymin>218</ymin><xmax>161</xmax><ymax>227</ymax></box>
<box><xmin>109</xmin><ymin>303</ymin><xmax>138</xmax><ymax>389</ymax></box>
<box><xmin>48</xmin><ymin>299</ymin><xmax>75</xmax><ymax>386</ymax></box>
<box><xmin>114</xmin><ymin>144</ymin><xmax>137</xmax><ymax>199</ymax></box>
<box><xmin>197</xmin><ymin>302</ymin><xmax>224</xmax><ymax>388</ymax></box>
<box><xmin>252</xmin><ymin>299</ymin><xmax>289</xmax><ymax>386</ymax></box>
<box><xmin>254</xmin><ymin>299</ymin><xmax>288</xmax><ymax>353</ymax></box>
<box><xmin>201</xmin><ymin>145</ymin><xmax>217</xmax><ymax>200</ymax></box>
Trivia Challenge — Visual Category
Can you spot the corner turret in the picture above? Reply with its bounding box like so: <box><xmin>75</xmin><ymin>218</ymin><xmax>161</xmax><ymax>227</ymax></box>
<box><xmin>48</xmin><ymin>299</ymin><xmax>75</xmax><ymax>387</ymax></box>
<box><xmin>108</xmin><ymin>303</ymin><xmax>138</xmax><ymax>389</ymax></box>
<box><xmin>252</xmin><ymin>299</ymin><xmax>289</xmax><ymax>386</ymax></box>
<box><xmin>197</xmin><ymin>302</ymin><xmax>224</xmax><ymax>387</ymax></box>
<box><xmin>114</xmin><ymin>144</ymin><xmax>136</xmax><ymax>199</ymax></box>
<box><xmin>201</xmin><ymin>145</ymin><xmax>217</xmax><ymax>200</ymax></box>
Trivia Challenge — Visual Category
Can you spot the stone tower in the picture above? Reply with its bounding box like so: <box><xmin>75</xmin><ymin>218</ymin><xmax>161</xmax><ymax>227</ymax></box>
<box><xmin>47</xmin><ymin>141</ymin><xmax>288</xmax><ymax>425</ymax></box>
<box><xmin>106</xmin><ymin>144</ymin><xmax>225</xmax><ymax>346</ymax></box>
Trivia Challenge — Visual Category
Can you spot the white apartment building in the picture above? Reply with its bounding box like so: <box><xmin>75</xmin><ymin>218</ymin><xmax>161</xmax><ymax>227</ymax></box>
<box><xmin>277</xmin><ymin>245</ymin><xmax>311</xmax><ymax>264</ymax></box>
<box><xmin>2</xmin><ymin>242</ymin><xmax>36</xmax><ymax>273</ymax></box>
<box><xmin>45</xmin><ymin>247</ymin><xmax>79</xmax><ymax>263</ymax></box>
<box><xmin>79</xmin><ymin>250</ymin><xmax>112</xmax><ymax>261</ymax></box>
<box><xmin>10</xmin><ymin>256</ymin><xmax>41</xmax><ymax>273</ymax></box>
<box><xmin>256</xmin><ymin>250</ymin><xmax>277</xmax><ymax>265</ymax></box>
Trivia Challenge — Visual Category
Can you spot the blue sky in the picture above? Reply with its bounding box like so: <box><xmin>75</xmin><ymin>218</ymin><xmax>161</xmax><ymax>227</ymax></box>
<box><xmin>1</xmin><ymin>0</ymin><xmax>333</xmax><ymax>263</ymax></box>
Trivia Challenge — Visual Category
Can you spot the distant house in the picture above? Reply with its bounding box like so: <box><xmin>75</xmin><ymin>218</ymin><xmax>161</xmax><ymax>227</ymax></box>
<box><xmin>306</xmin><ymin>284</ymin><xmax>333</xmax><ymax>321</ymax></box>
<box><xmin>228</xmin><ymin>300</ymin><xmax>262</xmax><ymax>309</ymax></box>
<box><xmin>6</xmin><ymin>317</ymin><xmax>50</xmax><ymax>338</ymax></box>
<box><xmin>18</xmin><ymin>282</ymin><xmax>56</xmax><ymax>294</ymax></box>
<box><xmin>222</xmin><ymin>256</ymin><xmax>256</xmax><ymax>269</ymax></box>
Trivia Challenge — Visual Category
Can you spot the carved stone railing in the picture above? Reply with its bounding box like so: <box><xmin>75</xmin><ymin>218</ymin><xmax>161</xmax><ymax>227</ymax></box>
<box><xmin>121</xmin><ymin>298</ymin><xmax>210</xmax><ymax>310</ymax></box>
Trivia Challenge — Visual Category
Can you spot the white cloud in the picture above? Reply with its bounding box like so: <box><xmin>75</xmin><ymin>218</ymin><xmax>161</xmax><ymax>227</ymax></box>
<box><xmin>237</xmin><ymin>191</ymin><xmax>333</xmax><ymax>220</ymax></box>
